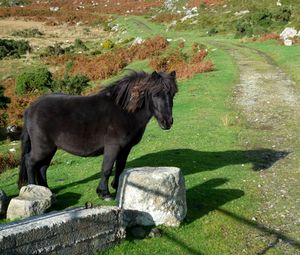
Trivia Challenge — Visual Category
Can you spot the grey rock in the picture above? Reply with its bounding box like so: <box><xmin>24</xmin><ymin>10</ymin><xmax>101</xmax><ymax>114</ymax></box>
<box><xmin>283</xmin><ymin>39</ymin><xmax>293</xmax><ymax>46</ymax></box>
<box><xmin>148</xmin><ymin>227</ymin><xmax>162</xmax><ymax>238</ymax></box>
<box><xmin>280</xmin><ymin>27</ymin><xmax>298</xmax><ymax>40</ymax></box>
<box><xmin>0</xmin><ymin>189</ymin><xmax>8</xmax><ymax>216</ymax></box>
<box><xmin>117</xmin><ymin>167</ymin><xmax>187</xmax><ymax>227</ymax></box>
<box><xmin>6</xmin><ymin>185</ymin><xmax>55</xmax><ymax>220</ymax></box>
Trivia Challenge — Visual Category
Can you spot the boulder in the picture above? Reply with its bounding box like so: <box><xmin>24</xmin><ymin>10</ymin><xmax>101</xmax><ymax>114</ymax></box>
<box><xmin>6</xmin><ymin>185</ymin><xmax>55</xmax><ymax>220</ymax></box>
<box><xmin>0</xmin><ymin>189</ymin><xmax>8</xmax><ymax>216</ymax></box>
<box><xmin>117</xmin><ymin>167</ymin><xmax>187</xmax><ymax>227</ymax></box>
<box><xmin>280</xmin><ymin>27</ymin><xmax>298</xmax><ymax>40</ymax></box>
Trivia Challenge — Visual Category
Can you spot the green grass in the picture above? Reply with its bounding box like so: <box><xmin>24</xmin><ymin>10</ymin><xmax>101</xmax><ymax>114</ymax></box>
<box><xmin>0</xmin><ymin>37</ymin><xmax>268</xmax><ymax>254</ymax></box>
<box><xmin>1</xmin><ymin>14</ymin><xmax>299</xmax><ymax>255</ymax></box>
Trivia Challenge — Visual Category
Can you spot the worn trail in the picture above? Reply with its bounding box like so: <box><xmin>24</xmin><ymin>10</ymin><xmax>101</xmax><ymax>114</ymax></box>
<box><xmin>216</xmin><ymin>42</ymin><xmax>300</xmax><ymax>254</ymax></box>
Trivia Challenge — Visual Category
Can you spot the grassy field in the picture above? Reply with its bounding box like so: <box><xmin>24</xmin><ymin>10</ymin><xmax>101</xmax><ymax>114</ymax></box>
<box><xmin>0</xmin><ymin>3</ymin><xmax>300</xmax><ymax>255</ymax></box>
<box><xmin>0</xmin><ymin>35</ymin><xmax>278</xmax><ymax>254</ymax></box>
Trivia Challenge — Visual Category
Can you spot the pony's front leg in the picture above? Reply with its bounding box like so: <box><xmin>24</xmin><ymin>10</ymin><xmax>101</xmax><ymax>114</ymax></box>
<box><xmin>111</xmin><ymin>146</ymin><xmax>131</xmax><ymax>190</ymax></box>
<box><xmin>96</xmin><ymin>144</ymin><xmax>120</xmax><ymax>200</ymax></box>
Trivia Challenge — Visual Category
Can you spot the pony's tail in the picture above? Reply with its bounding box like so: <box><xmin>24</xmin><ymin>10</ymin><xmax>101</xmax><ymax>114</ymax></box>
<box><xmin>18</xmin><ymin>113</ymin><xmax>31</xmax><ymax>189</ymax></box>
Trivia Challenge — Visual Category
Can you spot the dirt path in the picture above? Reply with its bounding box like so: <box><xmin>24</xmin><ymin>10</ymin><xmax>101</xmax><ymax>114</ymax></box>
<box><xmin>0</xmin><ymin>18</ymin><xmax>105</xmax><ymax>49</ymax></box>
<box><xmin>217</xmin><ymin>42</ymin><xmax>300</xmax><ymax>254</ymax></box>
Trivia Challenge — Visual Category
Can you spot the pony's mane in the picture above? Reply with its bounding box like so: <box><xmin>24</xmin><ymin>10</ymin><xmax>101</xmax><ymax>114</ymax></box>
<box><xmin>100</xmin><ymin>71</ymin><xmax>178</xmax><ymax>112</ymax></box>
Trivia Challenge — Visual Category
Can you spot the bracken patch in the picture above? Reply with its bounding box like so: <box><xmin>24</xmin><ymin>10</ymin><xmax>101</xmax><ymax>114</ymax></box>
<box><xmin>0</xmin><ymin>152</ymin><xmax>19</xmax><ymax>174</ymax></box>
<box><xmin>188</xmin><ymin>0</ymin><xmax>224</xmax><ymax>7</ymax></box>
<box><xmin>1</xmin><ymin>79</ymin><xmax>38</xmax><ymax>126</ymax></box>
<box><xmin>44</xmin><ymin>36</ymin><xmax>169</xmax><ymax>80</ymax></box>
<box><xmin>251</xmin><ymin>33</ymin><xmax>280</xmax><ymax>42</ymax></box>
<box><xmin>0</xmin><ymin>1</ymin><xmax>164</xmax><ymax>25</ymax></box>
<box><xmin>150</xmin><ymin>48</ymin><xmax>213</xmax><ymax>79</ymax></box>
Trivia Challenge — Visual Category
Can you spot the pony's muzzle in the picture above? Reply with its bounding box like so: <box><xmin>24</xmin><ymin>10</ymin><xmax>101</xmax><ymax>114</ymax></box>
<box><xmin>160</xmin><ymin>117</ymin><xmax>173</xmax><ymax>130</ymax></box>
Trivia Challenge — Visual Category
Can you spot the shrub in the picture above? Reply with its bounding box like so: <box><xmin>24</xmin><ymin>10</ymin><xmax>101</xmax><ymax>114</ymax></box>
<box><xmin>0</xmin><ymin>86</ymin><xmax>10</xmax><ymax>109</ymax></box>
<box><xmin>0</xmin><ymin>39</ymin><xmax>31</xmax><ymax>59</ymax></box>
<box><xmin>74</xmin><ymin>39</ymin><xmax>88</xmax><ymax>51</ymax></box>
<box><xmin>178</xmin><ymin>40</ymin><xmax>185</xmax><ymax>48</ymax></box>
<box><xmin>273</xmin><ymin>7</ymin><xmax>291</xmax><ymax>23</ymax></box>
<box><xmin>0</xmin><ymin>85</ymin><xmax>10</xmax><ymax>127</ymax></box>
<box><xmin>90</xmin><ymin>49</ymin><xmax>102</xmax><ymax>55</ymax></box>
<box><xmin>191</xmin><ymin>50</ymin><xmax>208</xmax><ymax>63</ymax></box>
<box><xmin>152</xmin><ymin>12</ymin><xmax>181</xmax><ymax>23</ymax></box>
<box><xmin>191</xmin><ymin>42</ymin><xmax>207</xmax><ymax>53</ymax></box>
<box><xmin>251</xmin><ymin>33</ymin><xmax>280</xmax><ymax>42</ymax></box>
<box><xmin>40</xmin><ymin>43</ymin><xmax>65</xmax><ymax>57</ymax></box>
<box><xmin>15</xmin><ymin>68</ymin><xmax>53</xmax><ymax>95</ymax></box>
<box><xmin>12</xmin><ymin>28</ymin><xmax>44</xmax><ymax>37</ymax></box>
<box><xmin>207</xmin><ymin>27</ymin><xmax>218</xmax><ymax>36</ymax></box>
<box><xmin>0</xmin><ymin>0</ymin><xmax>26</xmax><ymax>7</ymax></box>
<box><xmin>44</xmin><ymin>36</ymin><xmax>169</xmax><ymax>81</ymax></box>
<box><xmin>52</xmin><ymin>74</ymin><xmax>90</xmax><ymax>95</ymax></box>
<box><xmin>150</xmin><ymin>47</ymin><xmax>213</xmax><ymax>80</ymax></box>
<box><xmin>0</xmin><ymin>152</ymin><xmax>19</xmax><ymax>174</ymax></box>
<box><xmin>101</xmin><ymin>39</ymin><xmax>114</xmax><ymax>49</ymax></box>
<box><xmin>65</xmin><ymin>39</ymin><xmax>88</xmax><ymax>53</ymax></box>
<box><xmin>235</xmin><ymin>7</ymin><xmax>292</xmax><ymax>38</ymax></box>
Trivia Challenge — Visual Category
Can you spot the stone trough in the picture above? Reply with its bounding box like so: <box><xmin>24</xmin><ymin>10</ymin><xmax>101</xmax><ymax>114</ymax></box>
<box><xmin>0</xmin><ymin>206</ymin><xmax>125</xmax><ymax>255</ymax></box>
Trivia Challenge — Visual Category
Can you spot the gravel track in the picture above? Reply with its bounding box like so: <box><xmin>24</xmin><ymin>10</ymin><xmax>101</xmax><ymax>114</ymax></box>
<box><xmin>218</xmin><ymin>42</ymin><xmax>300</xmax><ymax>254</ymax></box>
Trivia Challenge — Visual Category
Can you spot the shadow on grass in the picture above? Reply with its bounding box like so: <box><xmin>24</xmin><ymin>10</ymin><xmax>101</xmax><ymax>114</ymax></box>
<box><xmin>124</xmin><ymin>177</ymin><xmax>240</xmax><ymax>255</ymax></box>
<box><xmin>54</xmin><ymin>148</ymin><xmax>288</xmax><ymax>194</ymax></box>
<box><xmin>49</xmin><ymin>149</ymin><xmax>292</xmax><ymax>254</ymax></box>
<box><xmin>51</xmin><ymin>192</ymin><xmax>81</xmax><ymax>211</ymax></box>
<box><xmin>127</xmin><ymin>148</ymin><xmax>288</xmax><ymax>173</ymax></box>
<box><xmin>185</xmin><ymin>178</ymin><xmax>244</xmax><ymax>223</ymax></box>
<box><xmin>217</xmin><ymin>208</ymin><xmax>300</xmax><ymax>253</ymax></box>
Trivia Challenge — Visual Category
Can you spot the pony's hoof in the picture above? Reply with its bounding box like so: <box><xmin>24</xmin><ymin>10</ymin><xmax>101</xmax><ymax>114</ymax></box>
<box><xmin>111</xmin><ymin>181</ymin><xmax>118</xmax><ymax>190</ymax></box>
<box><xmin>102</xmin><ymin>195</ymin><xmax>113</xmax><ymax>201</ymax></box>
<box><xmin>98</xmin><ymin>193</ymin><xmax>113</xmax><ymax>201</ymax></box>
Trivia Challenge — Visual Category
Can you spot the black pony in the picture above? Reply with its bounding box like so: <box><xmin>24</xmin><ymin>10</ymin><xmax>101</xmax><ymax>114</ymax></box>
<box><xmin>18</xmin><ymin>71</ymin><xmax>178</xmax><ymax>200</ymax></box>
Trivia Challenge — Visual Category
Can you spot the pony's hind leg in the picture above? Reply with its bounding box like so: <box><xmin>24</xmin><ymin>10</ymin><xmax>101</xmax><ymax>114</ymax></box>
<box><xmin>36</xmin><ymin>148</ymin><xmax>57</xmax><ymax>187</ymax></box>
<box><xmin>25</xmin><ymin>153</ymin><xmax>40</xmax><ymax>185</ymax></box>
<box><xmin>26</xmin><ymin>146</ymin><xmax>56</xmax><ymax>186</ymax></box>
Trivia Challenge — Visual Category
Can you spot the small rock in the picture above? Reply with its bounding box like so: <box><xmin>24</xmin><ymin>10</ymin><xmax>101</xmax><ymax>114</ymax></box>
<box><xmin>6</xmin><ymin>185</ymin><xmax>55</xmax><ymax>220</ymax></box>
<box><xmin>148</xmin><ymin>227</ymin><xmax>162</xmax><ymax>238</ymax></box>
<box><xmin>283</xmin><ymin>39</ymin><xmax>293</xmax><ymax>46</ymax></box>
<box><xmin>49</xmin><ymin>6</ymin><xmax>59</xmax><ymax>12</ymax></box>
<box><xmin>0</xmin><ymin>189</ymin><xmax>8</xmax><ymax>216</ymax></box>
<box><xmin>131</xmin><ymin>37</ymin><xmax>144</xmax><ymax>46</ymax></box>
<box><xmin>234</xmin><ymin>10</ymin><xmax>250</xmax><ymax>16</ymax></box>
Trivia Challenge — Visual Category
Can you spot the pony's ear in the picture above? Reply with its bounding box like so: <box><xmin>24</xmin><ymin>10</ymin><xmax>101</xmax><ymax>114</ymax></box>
<box><xmin>170</xmin><ymin>70</ymin><xmax>176</xmax><ymax>78</ymax></box>
<box><xmin>151</xmin><ymin>71</ymin><xmax>160</xmax><ymax>79</ymax></box>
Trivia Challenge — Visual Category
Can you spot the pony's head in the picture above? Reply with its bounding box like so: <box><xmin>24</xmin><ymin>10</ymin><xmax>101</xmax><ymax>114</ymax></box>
<box><xmin>148</xmin><ymin>71</ymin><xmax>177</xmax><ymax>130</ymax></box>
<box><xmin>109</xmin><ymin>70</ymin><xmax>178</xmax><ymax>129</ymax></box>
